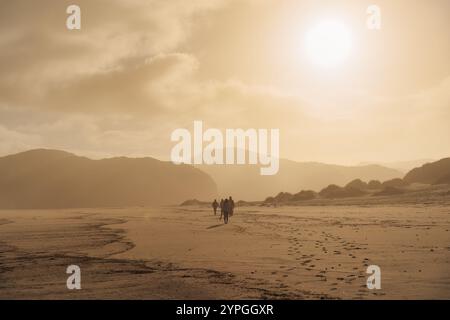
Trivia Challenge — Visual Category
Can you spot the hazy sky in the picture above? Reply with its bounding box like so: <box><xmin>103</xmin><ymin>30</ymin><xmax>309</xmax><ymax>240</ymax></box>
<box><xmin>0</xmin><ymin>0</ymin><xmax>449</xmax><ymax>164</ymax></box>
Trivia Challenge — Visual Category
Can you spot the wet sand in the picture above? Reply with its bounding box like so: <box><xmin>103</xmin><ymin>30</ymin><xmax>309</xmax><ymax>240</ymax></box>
<box><xmin>0</xmin><ymin>205</ymin><xmax>449</xmax><ymax>299</ymax></box>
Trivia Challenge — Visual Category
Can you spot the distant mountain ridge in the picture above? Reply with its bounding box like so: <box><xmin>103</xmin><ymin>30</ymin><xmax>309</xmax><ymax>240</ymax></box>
<box><xmin>197</xmin><ymin>159</ymin><xmax>402</xmax><ymax>200</ymax></box>
<box><xmin>403</xmin><ymin>158</ymin><xmax>450</xmax><ymax>185</ymax></box>
<box><xmin>0</xmin><ymin>149</ymin><xmax>217</xmax><ymax>209</ymax></box>
<box><xmin>2</xmin><ymin>149</ymin><xmax>446</xmax><ymax>208</ymax></box>
<box><xmin>358</xmin><ymin>159</ymin><xmax>435</xmax><ymax>173</ymax></box>
<box><xmin>261</xmin><ymin>157</ymin><xmax>450</xmax><ymax>204</ymax></box>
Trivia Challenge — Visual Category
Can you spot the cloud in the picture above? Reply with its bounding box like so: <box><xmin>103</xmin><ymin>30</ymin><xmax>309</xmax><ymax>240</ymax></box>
<box><xmin>40</xmin><ymin>52</ymin><xmax>199</xmax><ymax>113</ymax></box>
<box><xmin>0</xmin><ymin>125</ymin><xmax>42</xmax><ymax>156</ymax></box>
<box><xmin>0</xmin><ymin>0</ymin><xmax>224</xmax><ymax>109</ymax></box>
<box><xmin>0</xmin><ymin>0</ymin><xmax>448</xmax><ymax>163</ymax></box>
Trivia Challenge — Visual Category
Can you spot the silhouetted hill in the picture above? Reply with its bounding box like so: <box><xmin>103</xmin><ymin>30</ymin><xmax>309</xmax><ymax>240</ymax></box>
<box><xmin>319</xmin><ymin>184</ymin><xmax>366</xmax><ymax>199</ymax></box>
<box><xmin>345</xmin><ymin>179</ymin><xmax>368</xmax><ymax>190</ymax></box>
<box><xmin>382</xmin><ymin>178</ymin><xmax>409</xmax><ymax>188</ymax></box>
<box><xmin>264</xmin><ymin>190</ymin><xmax>316</xmax><ymax>204</ymax></box>
<box><xmin>367</xmin><ymin>180</ymin><xmax>382</xmax><ymax>189</ymax></box>
<box><xmin>180</xmin><ymin>199</ymin><xmax>209</xmax><ymax>206</ymax></box>
<box><xmin>197</xmin><ymin>159</ymin><xmax>402</xmax><ymax>200</ymax></box>
<box><xmin>359</xmin><ymin>159</ymin><xmax>435</xmax><ymax>173</ymax></box>
<box><xmin>403</xmin><ymin>158</ymin><xmax>450</xmax><ymax>185</ymax></box>
<box><xmin>436</xmin><ymin>174</ymin><xmax>450</xmax><ymax>184</ymax></box>
<box><xmin>0</xmin><ymin>149</ymin><xmax>217</xmax><ymax>208</ymax></box>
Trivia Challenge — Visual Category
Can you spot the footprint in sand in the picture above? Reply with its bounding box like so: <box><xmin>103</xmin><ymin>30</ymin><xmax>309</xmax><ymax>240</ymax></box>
<box><xmin>302</xmin><ymin>259</ymin><xmax>312</xmax><ymax>265</ymax></box>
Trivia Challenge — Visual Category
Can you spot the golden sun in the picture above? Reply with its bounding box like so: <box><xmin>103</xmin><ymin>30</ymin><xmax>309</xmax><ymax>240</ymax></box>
<box><xmin>305</xmin><ymin>20</ymin><xmax>353</xmax><ymax>68</ymax></box>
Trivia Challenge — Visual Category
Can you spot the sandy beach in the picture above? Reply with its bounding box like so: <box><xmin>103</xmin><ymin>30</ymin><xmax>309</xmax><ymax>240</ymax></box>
<box><xmin>1</xmin><ymin>204</ymin><xmax>449</xmax><ymax>299</ymax></box>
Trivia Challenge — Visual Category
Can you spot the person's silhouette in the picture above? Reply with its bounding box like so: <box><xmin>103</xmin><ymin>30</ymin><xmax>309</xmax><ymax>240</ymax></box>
<box><xmin>212</xmin><ymin>199</ymin><xmax>218</xmax><ymax>215</ymax></box>
<box><xmin>219</xmin><ymin>199</ymin><xmax>224</xmax><ymax>219</ymax></box>
<box><xmin>228</xmin><ymin>196</ymin><xmax>235</xmax><ymax>217</ymax></box>
<box><xmin>222</xmin><ymin>199</ymin><xmax>230</xmax><ymax>224</ymax></box>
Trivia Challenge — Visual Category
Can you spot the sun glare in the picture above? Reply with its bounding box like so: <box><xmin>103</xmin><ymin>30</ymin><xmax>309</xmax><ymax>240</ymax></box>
<box><xmin>305</xmin><ymin>20</ymin><xmax>353</xmax><ymax>68</ymax></box>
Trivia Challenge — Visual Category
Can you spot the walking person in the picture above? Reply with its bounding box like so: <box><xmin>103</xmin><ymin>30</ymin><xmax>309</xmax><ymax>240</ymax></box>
<box><xmin>219</xmin><ymin>199</ymin><xmax>224</xmax><ymax>219</ymax></box>
<box><xmin>228</xmin><ymin>196</ymin><xmax>235</xmax><ymax>217</ymax></box>
<box><xmin>212</xmin><ymin>199</ymin><xmax>219</xmax><ymax>215</ymax></box>
<box><xmin>222</xmin><ymin>199</ymin><xmax>230</xmax><ymax>224</ymax></box>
